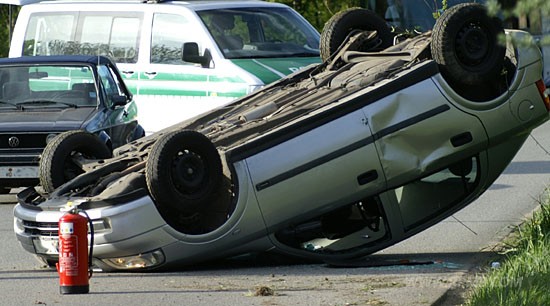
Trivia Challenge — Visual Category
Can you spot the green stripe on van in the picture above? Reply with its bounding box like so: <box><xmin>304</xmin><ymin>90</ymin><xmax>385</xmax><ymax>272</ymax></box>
<box><xmin>137</xmin><ymin>71</ymin><xmax>248</xmax><ymax>97</ymax></box>
<box><xmin>231</xmin><ymin>57</ymin><xmax>321</xmax><ymax>85</ymax></box>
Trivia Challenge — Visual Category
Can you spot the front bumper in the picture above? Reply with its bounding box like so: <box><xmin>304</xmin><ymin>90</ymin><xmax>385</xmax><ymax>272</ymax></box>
<box><xmin>13</xmin><ymin>192</ymin><xmax>175</xmax><ymax>270</ymax></box>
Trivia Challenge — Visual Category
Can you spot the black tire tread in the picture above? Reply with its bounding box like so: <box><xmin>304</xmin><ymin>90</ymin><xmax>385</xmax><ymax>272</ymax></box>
<box><xmin>145</xmin><ymin>130</ymin><xmax>223</xmax><ymax>216</ymax></box>
<box><xmin>39</xmin><ymin>130</ymin><xmax>112</xmax><ymax>193</ymax></box>
<box><xmin>320</xmin><ymin>8</ymin><xmax>394</xmax><ymax>61</ymax></box>
<box><xmin>431</xmin><ymin>3</ymin><xmax>505</xmax><ymax>86</ymax></box>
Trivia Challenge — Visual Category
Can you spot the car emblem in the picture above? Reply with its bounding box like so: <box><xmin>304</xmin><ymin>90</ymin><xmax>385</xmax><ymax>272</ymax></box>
<box><xmin>8</xmin><ymin>136</ymin><xmax>20</xmax><ymax>148</ymax></box>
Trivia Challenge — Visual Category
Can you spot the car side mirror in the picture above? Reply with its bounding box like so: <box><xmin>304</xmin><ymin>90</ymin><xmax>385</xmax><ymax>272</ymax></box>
<box><xmin>111</xmin><ymin>94</ymin><xmax>128</xmax><ymax>108</ymax></box>
<box><xmin>182</xmin><ymin>42</ymin><xmax>212</xmax><ymax>68</ymax></box>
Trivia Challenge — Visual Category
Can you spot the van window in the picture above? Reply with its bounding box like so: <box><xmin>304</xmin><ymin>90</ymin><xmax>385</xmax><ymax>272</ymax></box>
<box><xmin>23</xmin><ymin>12</ymin><xmax>143</xmax><ymax>63</ymax></box>
<box><xmin>23</xmin><ymin>13</ymin><xmax>76</xmax><ymax>56</ymax></box>
<box><xmin>198</xmin><ymin>8</ymin><xmax>319</xmax><ymax>59</ymax></box>
<box><xmin>151</xmin><ymin>13</ymin><xmax>195</xmax><ymax>64</ymax></box>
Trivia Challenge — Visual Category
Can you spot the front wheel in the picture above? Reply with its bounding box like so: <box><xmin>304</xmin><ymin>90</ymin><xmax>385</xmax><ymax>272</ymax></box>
<box><xmin>431</xmin><ymin>3</ymin><xmax>505</xmax><ymax>87</ymax></box>
<box><xmin>39</xmin><ymin>130</ymin><xmax>112</xmax><ymax>193</ymax></box>
<box><xmin>145</xmin><ymin>130</ymin><xmax>223</xmax><ymax>215</ymax></box>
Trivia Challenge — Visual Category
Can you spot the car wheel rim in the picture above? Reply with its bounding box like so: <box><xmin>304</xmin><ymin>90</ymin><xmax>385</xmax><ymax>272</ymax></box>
<box><xmin>456</xmin><ymin>23</ymin><xmax>490</xmax><ymax>67</ymax></box>
<box><xmin>172</xmin><ymin>150</ymin><xmax>207</xmax><ymax>195</ymax></box>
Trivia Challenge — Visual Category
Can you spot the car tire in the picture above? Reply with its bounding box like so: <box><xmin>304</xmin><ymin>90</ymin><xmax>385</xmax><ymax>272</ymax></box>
<box><xmin>145</xmin><ymin>130</ymin><xmax>223</xmax><ymax>215</ymax></box>
<box><xmin>431</xmin><ymin>3</ymin><xmax>505</xmax><ymax>86</ymax></box>
<box><xmin>320</xmin><ymin>8</ymin><xmax>394</xmax><ymax>61</ymax></box>
<box><xmin>39</xmin><ymin>130</ymin><xmax>112</xmax><ymax>193</ymax></box>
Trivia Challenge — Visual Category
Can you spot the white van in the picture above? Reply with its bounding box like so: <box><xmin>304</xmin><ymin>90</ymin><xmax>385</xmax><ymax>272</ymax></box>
<box><xmin>5</xmin><ymin>0</ymin><xmax>321</xmax><ymax>133</ymax></box>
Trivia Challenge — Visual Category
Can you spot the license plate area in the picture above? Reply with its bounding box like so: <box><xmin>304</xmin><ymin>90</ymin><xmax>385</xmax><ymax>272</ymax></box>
<box><xmin>33</xmin><ymin>237</ymin><xmax>59</xmax><ymax>255</ymax></box>
<box><xmin>0</xmin><ymin>166</ymin><xmax>38</xmax><ymax>178</ymax></box>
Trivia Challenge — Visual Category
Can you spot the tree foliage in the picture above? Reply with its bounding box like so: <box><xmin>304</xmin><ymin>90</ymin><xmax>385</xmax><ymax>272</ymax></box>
<box><xmin>268</xmin><ymin>0</ymin><xmax>389</xmax><ymax>31</ymax></box>
<box><xmin>0</xmin><ymin>5</ymin><xmax>19</xmax><ymax>57</ymax></box>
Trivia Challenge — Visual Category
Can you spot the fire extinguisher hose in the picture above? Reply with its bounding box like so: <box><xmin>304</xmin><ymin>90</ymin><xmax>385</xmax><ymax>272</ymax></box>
<box><xmin>79</xmin><ymin>210</ymin><xmax>94</xmax><ymax>279</ymax></box>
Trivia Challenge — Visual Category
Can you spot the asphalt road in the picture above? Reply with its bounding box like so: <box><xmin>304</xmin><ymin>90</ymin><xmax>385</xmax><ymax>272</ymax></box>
<box><xmin>0</xmin><ymin>122</ymin><xmax>549</xmax><ymax>306</ymax></box>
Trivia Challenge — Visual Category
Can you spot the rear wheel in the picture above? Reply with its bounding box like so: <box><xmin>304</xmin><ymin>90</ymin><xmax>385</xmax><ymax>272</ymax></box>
<box><xmin>320</xmin><ymin>8</ymin><xmax>394</xmax><ymax>61</ymax></box>
<box><xmin>39</xmin><ymin>130</ymin><xmax>112</xmax><ymax>193</ymax></box>
<box><xmin>431</xmin><ymin>3</ymin><xmax>505</xmax><ymax>87</ymax></box>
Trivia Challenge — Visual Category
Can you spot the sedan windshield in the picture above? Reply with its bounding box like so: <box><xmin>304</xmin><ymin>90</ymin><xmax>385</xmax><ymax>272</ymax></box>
<box><xmin>0</xmin><ymin>65</ymin><xmax>98</xmax><ymax>108</ymax></box>
<box><xmin>198</xmin><ymin>7</ymin><xmax>320</xmax><ymax>59</ymax></box>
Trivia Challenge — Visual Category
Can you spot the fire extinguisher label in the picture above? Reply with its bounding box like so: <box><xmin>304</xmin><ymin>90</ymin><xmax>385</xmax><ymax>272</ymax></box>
<box><xmin>60</xmin><ymin>222</ymin><xmax>74</xmax><ymax>235</ymax></box>
<box><xmin>59</xmin><ymin>234</ymin><xmax>79</xmax><ymax>276</ymax></box>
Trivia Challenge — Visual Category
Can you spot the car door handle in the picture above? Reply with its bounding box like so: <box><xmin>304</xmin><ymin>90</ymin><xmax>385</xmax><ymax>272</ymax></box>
<box><xmin>450</xmin><ymin>132</ymin><xmax>473</xmax><ymax>147</ymax></box>
<box><xmin>144</xmin><ymin>71</ymin><xmax>157</xmax><ymax>76</ymax></box>
<box><xmin>121</xmin><ymin>70</ymin><xmax>134</xmax><ymax>75</ymax></box>
<box><xmin>357</xmin><ymin>170</ymin><xmax>378</xmax><ymax>185</ymax></box>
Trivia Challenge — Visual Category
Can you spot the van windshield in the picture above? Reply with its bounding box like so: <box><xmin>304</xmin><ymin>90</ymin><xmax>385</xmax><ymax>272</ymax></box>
<box><xmin>198</xmin><ymin>7</ymin><xmax>320</xmax><ymax>59</ymax></box>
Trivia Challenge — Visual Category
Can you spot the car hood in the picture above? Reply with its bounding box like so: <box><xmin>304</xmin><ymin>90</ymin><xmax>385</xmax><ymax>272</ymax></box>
<box><xmin>231</xmin><ymin>57</ymin><xmax>321</xmax><ymax>85</ymax></box>
<box><xmin>0</xmin><ymin>107</ymin><xmax>96</xmax><ymax>132</ymax></box>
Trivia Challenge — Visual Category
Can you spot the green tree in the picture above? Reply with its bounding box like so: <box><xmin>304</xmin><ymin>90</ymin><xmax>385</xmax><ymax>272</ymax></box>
<box><xmin>0</xmin><ymin>4</ymin><xmax>19</xmax><ymax>57</ymax></box>
<box><xmin>269</xmin><ymin>0</ymin><xmax>388</xmax><ymax>31</ymax></box>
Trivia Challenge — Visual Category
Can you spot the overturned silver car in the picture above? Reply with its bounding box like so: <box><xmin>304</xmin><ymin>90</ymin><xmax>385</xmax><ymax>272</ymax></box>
<box><xmin>14</xmin><ymin>4</ymin><xmax>550</xmax><ymax>271</ymax></box>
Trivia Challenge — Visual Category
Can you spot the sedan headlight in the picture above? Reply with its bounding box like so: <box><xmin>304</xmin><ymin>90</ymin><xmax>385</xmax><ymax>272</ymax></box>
<box><xmin>45</xmin><ymin>133</ymin><xmax>58</xmax><ymax>144</ymax></box>
<box><xmin>100</xmin><ymin>249</ymin><xmax>165</xmax><ymax>270</ymax></box>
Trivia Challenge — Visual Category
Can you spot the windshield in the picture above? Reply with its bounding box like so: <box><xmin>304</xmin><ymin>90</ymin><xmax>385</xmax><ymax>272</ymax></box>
<box><xmin>0</xmin><ymin>64</ymin><xmax>98</xmax><ymax>108</ymax></box>
<box><xmin>198</xmin><ymin>7</ymin><xmax>320</xmax><ymax>59</ymax></box>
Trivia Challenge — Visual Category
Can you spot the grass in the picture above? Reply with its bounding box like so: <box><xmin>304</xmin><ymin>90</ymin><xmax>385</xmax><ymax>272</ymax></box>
<box><xmin>467</xmin><ymin>192</ymin><xmax>550</xmax><ymax>306</ymax></box>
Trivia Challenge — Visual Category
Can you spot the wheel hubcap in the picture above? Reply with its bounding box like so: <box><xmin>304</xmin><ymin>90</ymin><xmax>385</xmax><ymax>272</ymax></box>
<box><xmin>456</xmin><ymin>23</ymin><xmax>490</xmax><ymax>66</ymax></box>
<box><xmin>172</xmin><ymin>150</ymin><xmax>206</xmax><ymax>194</ymax></box>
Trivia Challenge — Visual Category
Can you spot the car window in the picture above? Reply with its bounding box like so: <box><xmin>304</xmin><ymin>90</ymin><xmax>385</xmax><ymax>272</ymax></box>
<box><xmin>394</xmin><ymin>156</ymin><xmax>480</xmax><ymax>231</ymax></box>
<box><xmin>198</xmin><ymin>8</ymin><xmax>320</xmax><ymax>59</ymax></box>
<box><xmin>367</xmin><ymin>0</ymin><xmax>487</xmax><ymax>32</ymax></box>
<box><xmin>151</xmin><ymin>13</ymin><xmax>197</xmax><ymax>65</ymax></box>
<box><xmin>98</xmin><ymin>64</ymin><xmax>124</xmax><ymax>106</ymax></box>
<box><xmin>23</xmin><ymin>12</ymin><xmax>143</xmax><ymax>63</ymax></box>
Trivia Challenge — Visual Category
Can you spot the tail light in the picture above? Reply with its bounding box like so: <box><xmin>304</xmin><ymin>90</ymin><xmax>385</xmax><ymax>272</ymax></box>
<box><xmin>535</xmin><ymin>79</ymin><xmax>550</xmax><ymax>111</ymax></box>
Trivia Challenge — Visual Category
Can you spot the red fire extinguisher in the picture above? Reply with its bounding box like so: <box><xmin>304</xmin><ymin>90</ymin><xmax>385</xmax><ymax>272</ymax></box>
<box><xmin>57</xmin><ymin>207</ymin><xmax>93</xmax><ymax>294</ymax></box>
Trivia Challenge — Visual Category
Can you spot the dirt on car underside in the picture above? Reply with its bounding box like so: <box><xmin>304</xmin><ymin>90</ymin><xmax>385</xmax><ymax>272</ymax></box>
<box><xmin>158</xmin><ymin>32</ymin><xmax>432</xmax><ymax>151</ymax></box>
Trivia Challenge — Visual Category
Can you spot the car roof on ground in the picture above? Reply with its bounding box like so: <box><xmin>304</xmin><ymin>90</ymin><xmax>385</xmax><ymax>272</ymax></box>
<box><xmin>0</xmin><ymin>55</ymin><xmax>113</xmax><ymax>66</ymax></box>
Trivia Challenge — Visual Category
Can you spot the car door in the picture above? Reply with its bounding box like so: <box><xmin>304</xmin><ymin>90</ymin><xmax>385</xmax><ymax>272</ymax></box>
<box><xmin>246</xmin><ymin>109</ymin><xmax>385</xmax><ymax>230</ymax></box>
<box><xmin>93</xmin><ymin>63</ymin><xmax>138</xmax><ymax>149</ymax></box>
<box><xmin>363</xmin><ymin>77</ymin><xmax>489</xmax><ymax>232</ymax></box>
<box><xmin>135</xmin><ymin>12</ymin><xmax>246</xmax><ymax>134</ymax></box>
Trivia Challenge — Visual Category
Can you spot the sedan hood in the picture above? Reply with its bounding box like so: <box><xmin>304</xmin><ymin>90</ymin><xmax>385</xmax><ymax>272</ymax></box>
<box><xmin>0</xmin><ymin>107</ymin><xmax>96</xmax><ymax>132</ymax></box>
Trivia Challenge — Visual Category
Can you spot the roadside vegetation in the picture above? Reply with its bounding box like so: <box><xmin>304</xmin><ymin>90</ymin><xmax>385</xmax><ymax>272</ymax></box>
<box><xmin>467</xmin><ymin>190</ymin><xmax>550</xmax><ymax>305</ymax></box>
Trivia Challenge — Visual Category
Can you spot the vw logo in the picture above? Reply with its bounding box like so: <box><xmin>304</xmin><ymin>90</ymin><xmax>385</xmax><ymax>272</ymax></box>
<box><xmin>8</xmin><ymin>136</ymin><xmax>20</xmax><ymax>148</ymax></box>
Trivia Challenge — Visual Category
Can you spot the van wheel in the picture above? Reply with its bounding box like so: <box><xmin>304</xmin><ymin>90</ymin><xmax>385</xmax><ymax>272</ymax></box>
<box><xmin>431</xmin><ymin>3</ymin><xmax>505</xmax><ymax>86</ymax></box>
<box><xmin>39</xmin><ymin>130</ymin><xmax>112</xmax><ymax>193</ymax></box>
<box><xmin>145</xmin><ymin>130</ymin><xmax>223</xmax><ymax>216</ymax></box>
<box><xmin>320</xmin><ymin>8</ymin><xmax>394</xmax><ymax>61</ymax></box>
